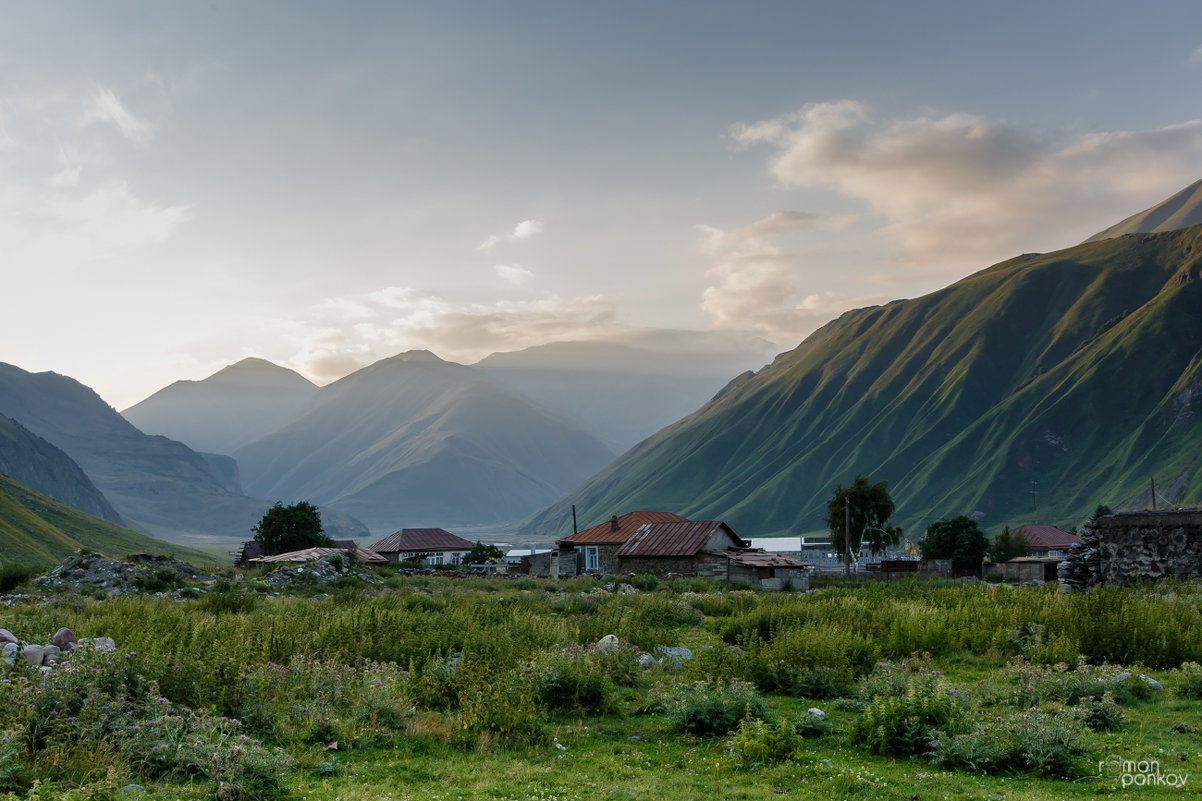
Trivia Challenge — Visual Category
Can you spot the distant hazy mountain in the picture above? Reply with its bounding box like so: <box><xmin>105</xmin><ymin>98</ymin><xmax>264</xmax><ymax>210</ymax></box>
<box><xmin>0</xmin><ymin>363</ymin><xmax>367</xmax><ymax>545</ymax></box>
<box><xmin>0</xmin><ymin>412</ymin><xmax>122</xmax><ymax>524</ymax></box>
<box><xmin>122</xmin><ymin>358</ymin><xmax>318</xmax><ymax>454</ymax></box>
<box><xmin>0</xmin><ymin>472</ymin><xmax>215</xmax><ymax>567</ymax></box>
<box><xmin>476</xmin><ymin>336</ymin><xmax>778</xmax><ymax>452</ymax></box>
<box><xmin>528</xmin><ymin>223</ymin><xmax>1202</xmax><ymax>538</ymax></box>
<box><xmin>234</xmin><ymin>350</ymin><xmax>617</xmax><ymax>530</ymax></box>
<box><xmin>1085</xmin><ymin>179</ymin><xmax>1202</xmax><ymax>242</ymax></box>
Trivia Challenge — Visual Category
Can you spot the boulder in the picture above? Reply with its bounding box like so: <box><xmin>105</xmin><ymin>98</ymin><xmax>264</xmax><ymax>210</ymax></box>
<box><xmin>595</xmin><ymin>634</ymin><xmax>620</xmax><ymax>652</ymax></box>
<box><xmin>1</xmin><ymin>642</ymin><xmax>17</xmax><ymax>666</ymax></box>
<box><xmin>807</xmin><ymin>707</ymin><xmax>826</xmax><ymax>720</ymax></box>
<box><xmin>0</xmin><ymin>629</ymin><xmax>17</xmax><ymax>645</ymax></box>
<box><xmin>51</xmin><ymin>627</ymin><xmax>78</xmax><ymax>650</ymax></box>
<box><xmin>22</xmin><ymin>644</ymin><xmax>45</xmax><ymax>667</ymax></box>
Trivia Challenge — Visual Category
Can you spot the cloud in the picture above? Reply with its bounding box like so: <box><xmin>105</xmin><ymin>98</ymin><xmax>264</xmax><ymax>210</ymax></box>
<box><xmin>1191</xmin><ymin>44</ymin><xmax>1202</xmax><ymax>64</ymax></box>
<box><xmin>733</xmin><ymin>101</ymin><xmax>1202</xmax><ymax>269</ymax></box>
<box><xmin>286</xmin><ymin>286</ymin><xmax>622</xmax><ymax>379</ymax></box>
<box><xmin>495</xmin><ymin>264</ymin><xmax>534</xmax><ymax>286</ymax></box>
<box><xmin>477</xmin><ymin>218</ymin><xmax>544</xmax><ymax>251</ymax></box>
<box><xmin>81</xmin><ymin>87</ymin><xmax>155</xmax><ymax>145</ymax></box>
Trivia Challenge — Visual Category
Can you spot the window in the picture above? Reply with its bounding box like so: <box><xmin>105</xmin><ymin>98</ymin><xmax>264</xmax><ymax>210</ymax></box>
<box><xmin>585</xmin><ymin>546</ymin><xmax>599</xmax><ymax>571</ymax></box>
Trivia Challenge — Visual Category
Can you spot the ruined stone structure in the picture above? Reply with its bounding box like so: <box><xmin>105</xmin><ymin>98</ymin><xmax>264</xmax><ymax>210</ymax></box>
<box><xmin>1060</xmin><ymin>510</ymin><xmax>1202</xmax><ymax>589</ymax></box>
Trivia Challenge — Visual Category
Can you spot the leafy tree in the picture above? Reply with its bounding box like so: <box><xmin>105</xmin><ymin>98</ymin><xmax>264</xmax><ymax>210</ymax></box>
<box><xmin>464</xmin><ymin>541</ymin><xmax>505</xmax><ymax>564</ymax></box>
<box><xmin>988</xmin><ymin>525</ymin><xmax>1031</xmax><ymax>563</ymax></box>
<box><xmin>918</xmin><ymin>516</ymin><xmax>988</xmax><ymax>572</ymax></box>
<box><xmin>824</xmin><ymin>475</ymin><xmax>901</xmax><ymax>564</ymax></box>
<box><xmin>252</xmin><ymin>501</ymin><xmax>332</xmax><ymax>556</ymax></box>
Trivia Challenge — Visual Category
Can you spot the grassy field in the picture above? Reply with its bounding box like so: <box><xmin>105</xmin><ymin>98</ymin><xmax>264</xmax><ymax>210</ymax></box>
<box><xmin>2</xmin><ymin>568</ymin><xmax>1202</xmax><ymax>800</ymax></box>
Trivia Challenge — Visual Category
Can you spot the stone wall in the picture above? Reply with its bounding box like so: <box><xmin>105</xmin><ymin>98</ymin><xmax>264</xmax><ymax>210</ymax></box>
<box><xmin>1060</xmin><ymin>510</ymin><xmax>1202</xmax><ymax>589</ymax></box>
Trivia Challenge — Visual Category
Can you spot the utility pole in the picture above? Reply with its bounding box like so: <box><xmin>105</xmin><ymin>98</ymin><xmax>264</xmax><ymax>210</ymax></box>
<box><xmin>1151</xmin><ymin>478</ymin><xmax>1157</xmax><ymax>511</ymax></box>
<box><xmin>844</xmin><ymin>494</ymin><xmax>851</xmax><ymax>578</ymax></box>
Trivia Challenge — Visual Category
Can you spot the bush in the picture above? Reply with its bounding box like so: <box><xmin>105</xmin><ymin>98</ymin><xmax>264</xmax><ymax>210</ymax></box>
<box><xmin>0</xmin><ymin>563</ymin><xmax>37</xmax><ymax>595</ymax></box>
<box><xmin>1004</xmin><ymin>656</ymin><xmax>1153</xmax><ymax>706</ymax></box>
<box><xmin>848</xmin><ymin>672</ymin><xmax>971</xmax><ymax>757</ymax></box>
<box><xmin>728</xmin><ymin>717</ymin><xmax>803</xmax><ymax>767</ymax></box>
<box><xmin>653</xmin><ymin>678</ymin><xmax>767</xmax><ymax>736</ymax></box>
<box><xmin>1171</xmin><ymin>661</ymin><xmax>1202</xmax><ymax>699</ymax></box>
<box><xmin>1075</xmin><ymin>692</ymin><xmax>1123</xmax><ymax>732</ymax></box>
<box><xmin>530</xmin><ymin>646</ymin><xmax>615</xmax><ymax>714</ymax></box>
<box><xmin>931</xmin><ymin>707</ymin><xmax>1094</xmax><ymax>777</ymax></box>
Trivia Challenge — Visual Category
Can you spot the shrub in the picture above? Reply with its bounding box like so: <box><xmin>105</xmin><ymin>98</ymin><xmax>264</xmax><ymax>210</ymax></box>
<box><xmin>930</xmin><ymin>707</ymin><xmax>1093</xmax><ymax>778</ymax></box>
<box><xmin>1004</xmin><ymin>656</ymin><xmax>1153</xmax><ymax>706</ymax></box>
<box><xmin>653</xmin><ymin>678</ymin><xmax>767</xmax><ymax>736</ymax></box>
<box><xmin>1075</xmin><ymin>692</ymin><xmax>1123</xmax><ymax>732</ymax></box>
<box><xmin>529</xmin><ymin>646</ymin><xmax>615</xmax><ymax>714</ymax></box>
<box><xmin>0</xmin><ymin>563</ymin><xmax>37</xmax><ymax>595</ymax></box>
<box><xmin>728</xmin><ymin>717</ymin><xmax>803</xmax><ymax>767</ymax></box>
<box><xmin>1171</xmin><ymin>661</ymin><xmax>1202</xmax><ymax>699</ymax></box>
<box><xmin>848</xmin><ymin>672</ymin><xmax>971</xmax><ymax>757</ymax></box>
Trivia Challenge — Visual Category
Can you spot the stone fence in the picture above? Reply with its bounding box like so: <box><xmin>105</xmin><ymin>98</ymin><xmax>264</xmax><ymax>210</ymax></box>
<box><xmin>1060</xmin><ymin>509</ymin><xmax>1202</xmax><ymax>589</ymax></box>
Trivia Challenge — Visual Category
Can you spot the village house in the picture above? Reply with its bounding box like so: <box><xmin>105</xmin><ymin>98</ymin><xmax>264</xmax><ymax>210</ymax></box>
<box><xmin>1011</xmin><ymin>524</ymin><xmax>1080</xmax><ymax>558</ymax></box>
<box><xmin>368</xmin><ymin>528</ymin><xmax>474</xmax><ymax>566</ymax></box>
<box><xmin>616</xmin><ymin>519</ymin><xmax>810</xmax><ymax>589</ymax></box>
<box><xmin>555</xmin><ymin>511</ymin><xmax>688</xmax><ymax>577</ymax></box>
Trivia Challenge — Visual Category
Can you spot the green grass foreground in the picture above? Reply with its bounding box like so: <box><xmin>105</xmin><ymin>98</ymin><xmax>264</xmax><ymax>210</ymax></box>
<box><xmin>3</xmin><ymin>572</ymin><xmax>1202</xmax><ymax>800</ymax></box>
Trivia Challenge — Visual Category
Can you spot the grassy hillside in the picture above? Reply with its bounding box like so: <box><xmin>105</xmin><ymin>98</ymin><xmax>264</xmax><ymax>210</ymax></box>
<box><xmin>0</xmin><ymin>473</ymin><xmax>218</xmax><ymax>567</ymax></box>
<box><xmin>528</xmin><ymin>226</ymin><xmax>1202</xmax><ymax>538</ymax></box>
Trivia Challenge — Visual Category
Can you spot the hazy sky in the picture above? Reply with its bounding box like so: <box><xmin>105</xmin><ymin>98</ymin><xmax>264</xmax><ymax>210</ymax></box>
<box><xmin>3</xmin><ymin>1</ymin><xmax>1202</xmax><ymax>409</ymax></box>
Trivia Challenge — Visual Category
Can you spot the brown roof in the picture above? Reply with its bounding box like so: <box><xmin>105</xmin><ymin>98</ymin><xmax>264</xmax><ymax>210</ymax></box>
<box><xmin>570</xmin><ymin>511</ymin><xmax>689</xmax><ymax>545</ymax></box>
<box><xmin>1013</xmin><ymin>525</ymin><xmax>1080</xmax><ymax>550</ymax></box>
<box><xmin>718</xmin><ymin>549</ymin><xmax>810</xmax><ymax>569</ymax></box>
<box><xmin>249</xmin><ymin>546</ymin><xmax>388</xmax><ymax>565</ymax></box>
<box><xmin>369</xmin><ymin>528</ymin><xmax>475</xmax><ymax>553</ymax></box>
<box><xmin>617</xmin><ymin>520</ymin><xmax>745</xmax><ymax>558</ymax></box>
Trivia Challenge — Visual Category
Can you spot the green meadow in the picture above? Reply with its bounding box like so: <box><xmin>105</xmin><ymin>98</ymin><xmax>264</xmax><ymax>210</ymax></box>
<box><xmin>2</xmin><ymin>570</ymin><xmax>1201</xmax><ymax>800</ymax></box>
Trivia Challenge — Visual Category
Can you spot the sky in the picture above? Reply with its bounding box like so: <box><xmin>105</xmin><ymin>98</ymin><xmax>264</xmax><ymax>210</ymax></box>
<box><xmin>2</xmin><ymin>1</ymin><xmax>1202</xmax><ymax>409</ymax></box>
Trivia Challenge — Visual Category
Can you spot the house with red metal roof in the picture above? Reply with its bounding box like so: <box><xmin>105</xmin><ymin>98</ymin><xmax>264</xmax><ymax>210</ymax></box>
<box><xmin>369</xmin><ymin>528</ymin><xmax>475</xmax><ymax>566</ymax></box>
<box><xmin>558</xmin><ymin>510</ymin><xmax>689</xmax><ymax>575</ymax></box>
<box><xmin>1011</xmin><ymin>524</ymin><xmax>1080</xmax><ymax>558</ymax></box>
<box><xmin>616</xmin><ymin>520</ymin><xmax>810</xmax><ymax>589</ymax></box>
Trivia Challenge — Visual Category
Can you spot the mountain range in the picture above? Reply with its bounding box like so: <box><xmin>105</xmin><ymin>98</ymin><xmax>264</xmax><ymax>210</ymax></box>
<box><xmin>527</xmin><ymin>185</ymin><xmax>1202</xmax><ymax>538</ymax></box>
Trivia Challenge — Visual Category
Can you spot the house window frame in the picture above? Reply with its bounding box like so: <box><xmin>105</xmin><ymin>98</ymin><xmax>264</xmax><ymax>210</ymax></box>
<box><xmin>584</xmin><ymin>546</ymin><xmax>599</xmax><ymax>571</ymax></box>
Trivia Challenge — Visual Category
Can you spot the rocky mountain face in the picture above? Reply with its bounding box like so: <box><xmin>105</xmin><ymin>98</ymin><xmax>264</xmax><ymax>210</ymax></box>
<box><xmin>234</xmin><ymin>350</ymin><xmax>617</xmax><ymax>530</ymax></box>
<box><xmin>1085</xmin><ymin>179</ymin><xmax>1202</xmax><ymax>242</ymax></box>
<box><xmin>0</xmin><ymin>413</ymin><xmax>122</xmax><ymax>524</ymax></box>
<box><xmin>122</xmin><ymin>358</ymin><xmax>318</xmax><ymax>454</ymax></box>
<box><xmin>527</xmin><ymin>223</ymin><xmax>1202</xmax><ymax>538</ymax></box>
<box><xmin>0</xmin><ymin>363</ymin><xmax>367</xmax><ymax>545</ymax></box>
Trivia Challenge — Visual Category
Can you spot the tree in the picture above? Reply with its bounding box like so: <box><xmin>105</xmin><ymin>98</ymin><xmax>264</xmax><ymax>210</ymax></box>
<box><xmin>918</xmin><ymin>515</ymin><xmax>988</xmax><ymax>572</ymax></box>
<box><xmin>824</xmin><ymin>475</ymin><xmax>901</xmax><ymax>567</ymax></box>
<box><xmin>988</xmin><ymin>525</ymin><xmax>1030</xmax><ymax>563</ymax></box>
<box><xmin>251</xmin><ymin>501</ymin><xmax>332</xmax><ymax>556</ymax></box>
<box><xmin>464</xmin><ymin>541</ymin><xmax>505</xmax><ymax>564</ymax></box>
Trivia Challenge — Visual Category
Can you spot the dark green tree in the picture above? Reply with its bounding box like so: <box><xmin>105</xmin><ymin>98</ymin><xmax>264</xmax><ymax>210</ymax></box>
<box><xmin>988</xmin><ymin>525</ymin><xmax>1031</xmax><ymax>563</ymax></box>
<box><xmin>918</xmin><ymin>515</ymin><xmax>989</xmax><ymax>572</ymax></box>
<box><xmin>251</xmin><ymin>501</ymin><xmax>332</xmax><ymax>556</ymax></box>
<box><xmin>824</xmin><ymin>475</ymin><xmax>901</xmax><ymax>564</ymax></box>
<box><xmin>1088</xmin><ymin>504</ymin><xmax>1113</xmax><ymax>524</ymax></box>
<box><xmin>464</xmin><ymin>541</ymin><xmax>505</xmax><ymax>564</ymax></box>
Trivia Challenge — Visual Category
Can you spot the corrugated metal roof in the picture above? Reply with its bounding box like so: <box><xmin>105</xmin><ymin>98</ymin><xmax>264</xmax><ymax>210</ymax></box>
<box><xmin>571</xmin><ymin>511</ymin><xmax>689</xmax><ymax>544</ymax></box>
<box><xmin>1013</xmin><ymin>525</ymin><xmax>1080</xmax><ymax>550</ymax></box>
<box><xmin>617</xmin><ymin>520</ymin><xmax>743</xmax><ymax>557</ymax></box>
<box><xmin>717</xmin><ymin>549</ymin><xmax>810</xmax><ymax>569</ymax></box>
<box><xmin>369</xmin><ymin>528</ymin><xmax>475</xmax><ymax>553</ymax></box>
<box><xmin>249</xmin><ymin>546</ymin><xmax>388</xmax><ymax>565</ymax></box>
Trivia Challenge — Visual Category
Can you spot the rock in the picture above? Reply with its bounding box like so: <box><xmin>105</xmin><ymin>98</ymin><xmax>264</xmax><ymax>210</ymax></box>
<box><xmin>1</xmin><ymin>642</ymin><xmax>17</xmax><ymax>666</ymax></box>
<box><xmin>0</xmin><ymin>629</ymin><xmax>17</xmax><ymax>645</ymax></box>
<box><xmin>41</xmin><ymin>645</ymin><xmax>62</xmax><ymax>664</ymax></box>
<box><xmin>51</xmin><ymin>627</ymin><xmax>77</xmax><ymax>649</ymax></box>
<box><xmin>807</xmin><ymin>707</ymin><xmax>826</xmax><ymax>720</ymax></box>
<box><xmin>595</xmin><ymin>634</ymin><xmax>620</xmax><ymax>652</ymax></box>
<box><xmin>1142</xmin><ymin>674</ymin><xmax>1165</xmax><ymax>692</ymax></box>
<box><xmin>617</xmin><ymin>583</ymin><xmax>638</xmax><ymax>594</ymax></box>
<box><xmin>654</xmin><ymin>645</ymin><xmax>693</xmax><ymax>669</ymax></box>
<box><xmin>22</xmin><ymin>644</ymin><xmax>44</xmax><ymax>666</ymax></box>
<box><xmin>638</xmin><ymin>653</ymin><xmax>654</xmax><ymax>669</ymax></box>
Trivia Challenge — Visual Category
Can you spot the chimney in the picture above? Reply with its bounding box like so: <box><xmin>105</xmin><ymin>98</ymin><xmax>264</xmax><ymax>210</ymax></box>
<box><xmin>610</xmin><ymin>515</ymin><xmax>619</xmax><ymax>532</ymax></box>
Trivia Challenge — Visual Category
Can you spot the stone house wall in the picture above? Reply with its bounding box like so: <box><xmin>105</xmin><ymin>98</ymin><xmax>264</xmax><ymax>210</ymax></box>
<box><xmin>1060</xmin><ymin>510</ymin><xmax>1202</xmax><ymax>589</ymax></box>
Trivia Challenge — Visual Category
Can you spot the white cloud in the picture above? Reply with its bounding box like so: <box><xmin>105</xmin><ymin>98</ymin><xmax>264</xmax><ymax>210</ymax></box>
<box><xmin>477</xmin><ymin>218</ymin><xmax>545</xmax><ymax>251</ymax></box>
<box><xmin>285</xmin><ymin>286</ymin><xmax>621</xmax><ymax>379</ymax></box>
<box><xmin>81</xmin><ymin>87</ymin><xmax>155</xmax><ymax>145</ymax></box>
<box><xmin>1190</xmin><ymin>44</ymin><xmax>1202</xmax><ymax>64</ymax></box>
<box><xmin>733</xmin><ymin>101</ymin><xmax>1202</xmax><ymax>269</ymax></box>
<box><xmin>495</xmin><ymin>263</ymin><xmax>533</xmax><ymax>286</ymax></box>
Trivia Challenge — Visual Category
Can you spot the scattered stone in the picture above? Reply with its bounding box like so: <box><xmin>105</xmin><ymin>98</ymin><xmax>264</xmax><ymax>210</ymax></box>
<box><xmin>51</xmin><ymin>627</ymin><xmax>78</xmax><ymax>650</ymax></box>
<box><xmin>1</xmin><ymin>642</ymin><xmax>17</xmax><ymax>666</ymax></box>
<box><xmin>0</xmin><ymin>628</ymin><xmax>17</xmax><ymax>645</ymax></box>
<box><xmin>807</xmin><ymin>707</ymin><xmax>826</xmax><ymax>720</ymax></box>
<box><xmin>654</xmin><ymin>645</ymin><xmax>693</xmax><ymax>669</ymax></box>
<box><xmin>638</xmin><ymin>653</ymin><xmax>655</xmax><ymax>669</ymax></box>
<box><xmin>22</xmin><ymin>644</ymin><xmax>45</xmax><ymax>667</ymax></box>
<box><xmin>1142</xmin><ymin>674</ymin><xmax>1165</xmax><ymax>692</ymax></box>
<box><xmin>595</xmin><ymin>634</ymin><xmax>620</xmax><ymax>652</ymax></box>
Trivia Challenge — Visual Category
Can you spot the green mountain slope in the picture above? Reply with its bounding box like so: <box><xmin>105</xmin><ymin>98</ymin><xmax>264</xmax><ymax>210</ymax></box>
<box><xmin>527</xmin><ymin>225</ymin><xmax>1202</xmax><ymax>537</ymax></box>
<box><xmin>0</xmin><ymin>473</ymin><xmax>217</xmax><ymax>567</ymax></box>
<box><xmin>235</xmin><ymin>351</ymin><xmax>616</xmax><ymax>530</ymax></box>
<box><xmin>1085</xmin><ymin>179</ymin><xmax>1202</xmax><ymax>242</ymax></box>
